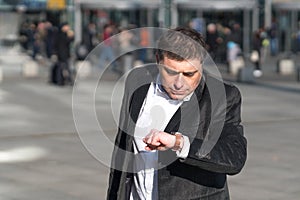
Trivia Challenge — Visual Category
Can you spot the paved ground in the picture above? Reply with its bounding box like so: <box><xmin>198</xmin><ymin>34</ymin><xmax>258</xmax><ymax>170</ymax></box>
<box><xmin>0</xmin><ymin>52</ymin><xmax>300</xmax><ymax>199</ymax></box>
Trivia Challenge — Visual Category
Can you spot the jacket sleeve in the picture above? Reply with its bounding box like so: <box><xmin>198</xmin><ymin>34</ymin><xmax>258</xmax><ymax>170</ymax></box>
<box><xmin>106</xmin><ymin>75</ymin><xmax>131</xmax><ymax>200</ymax></box>
<box><xmin>181</xmin><ymin>85</ymin><xmax>247</xmax><ymax>175</ymax></box>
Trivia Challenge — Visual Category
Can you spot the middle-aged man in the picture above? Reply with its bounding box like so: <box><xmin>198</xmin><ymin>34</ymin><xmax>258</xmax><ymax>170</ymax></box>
<box><xmin>107</xmin><ymin>27</ymin><xmax>247</xmax><ymax>200</ymax></box>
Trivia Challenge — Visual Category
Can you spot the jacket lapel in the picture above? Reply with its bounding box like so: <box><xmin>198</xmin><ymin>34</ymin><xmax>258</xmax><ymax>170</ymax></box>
<box><xmin>129</xmin><ymin>83</ymin><xmax>151</xmax><ymax>124</ymax></box>
<box><xmin>164</xmin><ymin>77</ymin><xmax>206</xmax><ymax>134</ymax></box>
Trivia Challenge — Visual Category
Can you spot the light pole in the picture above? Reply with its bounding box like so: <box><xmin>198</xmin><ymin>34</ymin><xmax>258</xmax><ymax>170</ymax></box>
<box><xmin>264</xmin><ymin>0</ymin><xmax>272</xmax><ymax>28</ymax></box>
<box><xmin>163</xmin><ymin>0</ymin><xmax>172</xmax><ymax>28</ymax></box>
<box><xmin>67</xmin><ymin>0</ymin><xmax>75</xmax><ymax>31</ymax></box>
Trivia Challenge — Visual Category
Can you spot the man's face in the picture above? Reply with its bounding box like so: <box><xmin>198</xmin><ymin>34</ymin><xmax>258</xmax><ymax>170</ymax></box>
<box><xmin>62</xmin><ymin>24</ymin><xmax>70</xmax><ymax>32</ymax></box>
<box><xmin>159</xmin><ymin>56</ymin><xmax>202</xmax><ymax>100</ymax></box>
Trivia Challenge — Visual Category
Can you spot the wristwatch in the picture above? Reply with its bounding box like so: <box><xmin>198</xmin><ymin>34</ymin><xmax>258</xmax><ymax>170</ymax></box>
<box><xmin>172</xmin><ymin>132</ymin><xmax>183</xmax><ymax>151</ymax></box>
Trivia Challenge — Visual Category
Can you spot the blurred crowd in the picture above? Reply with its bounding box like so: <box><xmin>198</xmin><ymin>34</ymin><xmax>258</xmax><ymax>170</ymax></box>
<box><xmin>199</xmin><ymin>19</ymin><xmax>300</xmax><ymax>77</ymax></box>
<box><xmin>17</xmin><ymin>18</ymin><xmax>300</xmax><ymax>80</ymax></box>
<box><xmin>19</xmin><ymin>21</ymin><xmax>74</xmax><ymax>60</ymax></box>
<box><xmin>19</xmin><ymin>20</ymin><xmax>74</xmax><ymax>85</ymax></box>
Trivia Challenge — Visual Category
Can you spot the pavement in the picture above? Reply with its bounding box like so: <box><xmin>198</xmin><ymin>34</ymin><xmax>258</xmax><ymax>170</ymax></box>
<box><xmin>0</xmin><ymin>48</ymin><xmax>300</xmax><ymax>199</ymax></box>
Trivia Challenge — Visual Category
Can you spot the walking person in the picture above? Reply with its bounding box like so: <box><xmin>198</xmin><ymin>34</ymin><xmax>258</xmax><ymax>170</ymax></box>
<box><xmin>206</xmin><ymin>23</ymin><xmax>219</xmax><ymax>60</ymax></box>
<box><xmin>118</xmin><ymin>27</ymin><xmax>135</xmax><ymax>74</ymax></box>
<box><xmin>268</xmin><ymin>19</ymin><xmax>279</xmax><ymax>56</ymax></box>
<box><xmin>52</xmin><ymin>22</ymin><xmax>74</xmax><ymax>85</ymax></box>
<box><xmin>107</xmin><ymin>27</ymin><xmax>247</xmax><ymax>200</ymax></box>
<box><xmin>138</xmin><ymin>27</ymin><xmax>150</xmax><ymax>63</ymax></box>
<box><xmin>252</xmin><ymin>30</ymin><xmax>263</xmax><ymax>77</ymax></box>
<box><xmin>99</xmin><ymin>24</ymin><xmax>118</xmax><ymax>72</ymax></box>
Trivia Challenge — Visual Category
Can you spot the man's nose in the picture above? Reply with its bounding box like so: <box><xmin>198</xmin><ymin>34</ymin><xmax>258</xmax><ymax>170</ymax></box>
<box><xmin>174</xmin><ymin>74</ymin><xmax>184</xmax><ymax>90</ymax></box>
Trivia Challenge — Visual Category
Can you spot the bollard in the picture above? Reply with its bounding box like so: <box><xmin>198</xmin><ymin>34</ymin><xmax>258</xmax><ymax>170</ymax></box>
<box><xmin>237</xmin><ymin>66</ymin><xmax>255</xmax><ymax>83</ymax></box>
<box><xmin>297</xmin><ymin>66</ymin><xmax>300</xmax><ymax>82</ymax></box>
<box><xmin>22</xmin><ymin>60</ymin><xmax>39</xmax><ymax>77</ymax></box>
<box><xmin>0</xmin><ymin>66</ymin><xmax>3</xmax><ymax>82</ymax></box>
<box><xmin>277</xmin><ymin>59</ymin><xmax>295</xmax><ymax>75</ymax></box>
<box><xmin>123</xmin><ymin>54</ymin><xmax>133</xmax><ymax>73</ymax></box>
<box><xmin>75</xmin><ymin>60</ymin><xmax>91</xmax><ymax>79</ymax></box>
<box><xmin>229</xmin><ymin>56</ymin><xmax>245</xmax><ymax>76</ymax></box>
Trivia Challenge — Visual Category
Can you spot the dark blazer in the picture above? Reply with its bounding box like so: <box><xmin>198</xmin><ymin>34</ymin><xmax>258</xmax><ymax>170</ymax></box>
<box><xmin>53</xmin><ymin>31</ymin><xmax>74</xmax><ymax>62</ymax></box>
<box><xmin>107</xmin><ymin>65</ymin><xmax>247</xmax><ymax>200</ymax></box>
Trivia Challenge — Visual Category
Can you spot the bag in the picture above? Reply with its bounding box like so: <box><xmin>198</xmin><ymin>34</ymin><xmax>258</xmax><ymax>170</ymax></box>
<box><xmin>75</xmin><ymin>44</ymin><xmax>88</xmax><ymax>61</ymax></box>
<box><xmin>250</xmin><ymin>50</ymin><xmax>259</xmax><ymax>62</ymax></box>
<box><xmin>229</xmin><ymin>56</ymin><xmax>245</xmax><ymax>75</ymax></box>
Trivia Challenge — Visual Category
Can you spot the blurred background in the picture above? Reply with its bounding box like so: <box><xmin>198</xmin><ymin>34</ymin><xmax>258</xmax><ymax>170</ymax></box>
<box><xmin>0</xmin><ymin>0</ymin><xmax>300</xmax><ymax>200</ymax></box>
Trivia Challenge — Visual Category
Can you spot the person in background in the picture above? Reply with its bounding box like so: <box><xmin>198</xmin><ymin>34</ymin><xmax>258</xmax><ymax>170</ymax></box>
<box><xmin>98</xmin><ymin>24</ymin><xmax>117</xmax><ymax>72</ymax></box>
<box><xmin>44</xmin><ymin>21</ymin><xmax>57</xmax><ymax>59</ymax></box>
<box><xmin>138</xmin><ymin>27</ymin><xmax>150</xmax><ymax>63</ymax></box>
<box><xmin>252</xmin><ymin>29</ymin><xmax>263</xmax><ymax>77</ymax></box>
<box><xmin>206</xmin><ymin>23</ymin><xmax>220</xmax><ymax>60</ymax></box>
<box><xmin>52</xmin><ymin>22</ymin><xmax>74</xmax><ymax>86</ymax></box>
<box><xmin>118</xmin><ymin>27</ymin><xmax>135</xmax><ymax>74</ymax></box>
<box><xmin>268</xmin><ymin>18</ymin><xmax>279</xmax><ymax>56</ymax></box>
<box><xmin>228</xmin><ymin>23</ymin><xmax>242</xmax><ymax>48</ymax></box>
<box><xmin>82</xmin><ymin>22</ymin><xmax>97</xmax><ymax>52</ymax></box>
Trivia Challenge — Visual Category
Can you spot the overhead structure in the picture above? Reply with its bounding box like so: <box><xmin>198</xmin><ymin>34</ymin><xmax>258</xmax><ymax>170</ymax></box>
<box><xmin>79</xmin><ymin>0</ymin><xmax>139</xmax><ymax>10</ymax></box>
<box><xmin>176</xmin><ymin>0</ymin><xmax>257</xmax><ymax>11</ymax></box>
<box><xmin>273</xmin><ymin>0</ymin><xmax>300</xmax><ymax>10</ymax></box>
<box><xmin>77</xmin><ymin>0</ymin><xmax>161</xmax><ymax>10</ymax></box>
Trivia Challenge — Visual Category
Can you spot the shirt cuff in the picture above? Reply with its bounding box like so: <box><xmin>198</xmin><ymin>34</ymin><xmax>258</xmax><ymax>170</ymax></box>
<box><xmin>176</xmin><ymin>135</ymin><xmax>190</xmax><ymax>158</ymax></box>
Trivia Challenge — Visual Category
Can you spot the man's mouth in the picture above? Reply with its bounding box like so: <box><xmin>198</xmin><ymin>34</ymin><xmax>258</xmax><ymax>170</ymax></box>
<box><xmin>170</xmin><ymin>90</ymin><xmax>186</xmax><ymax>95</ymax></box>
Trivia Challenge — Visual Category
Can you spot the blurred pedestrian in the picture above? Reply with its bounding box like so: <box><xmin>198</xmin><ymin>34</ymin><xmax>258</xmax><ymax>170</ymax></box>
<box><xmin>268</xmin><ymin>18</ymin><xmax>279</xmax><ymax>56</ymax></box>
<box><xmin>138</xmin><ymin>27</ymin><xmax>150</xmax><ymax>63</ymax></box>
<box><xmin>206</xmin><ymin>23</ymin><xmax>220</xmax><ymax>60</ymax></box>
<box><xmin>118</xmin><ymin>27</ymin><xmax>135</xmax><ymax>74</ymax></box>
<box><xmin>82</xmin><ymin>22</ymin><xmax>97</xmax><ymax>52</ymax></box>
<box><xmin>27</xmin><ymin>22</ymin><xmax>41</xmax><ymax>60</ymax></box>
<box><xmin>99</xmin><ymin>24</ymin><xmax>117</xmax><ymax>71</ymax></box>
<box><xmin>19</xmin><ymin>21</ymin><xmax>30</xmax><ymax>51</ymax></box>
<box><xmin>215</xmin><ymin>23</ymin><xmax>228</xmax><ymax>63</ymax></box>
<box><xmin>44</xmin><ymin>21</ymin><xmax>57</xmax><ymax>59</ymax></box>
<box><xmin>227</xmin><ymin>41</ymin><xmax>244</xmax><ymax>75</ymax></box>
<box><xmin>51</xmin><ymin>22</ymin><xmax>74</xmax><ymax>86</ymax></box>
<box><xmin>252</xmin><ymin>30</ymin><xmax>263</xmax><ymax>77</ymax></box>
<box><xmin>227</xmin><ymin>23</ymin><xmax>242</xmax><ymax>48</ymax></box>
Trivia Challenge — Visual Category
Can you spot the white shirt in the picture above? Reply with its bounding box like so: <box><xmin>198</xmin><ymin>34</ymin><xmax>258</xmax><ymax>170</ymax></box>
<box><xmin>130</xmin><ymin>80</ymin><xmax>191</xmax><ymax>200</ymax></box>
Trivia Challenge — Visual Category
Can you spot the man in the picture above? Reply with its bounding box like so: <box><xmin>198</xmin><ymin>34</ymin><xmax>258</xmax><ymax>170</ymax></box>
<box><xmin>99</xmin><ymin>24</ymin><xmax>117</xmax><ymax>71</ymax></box>
<box><xmin>52</xmin><ymin>22</ymin><xmax>74</xmax><ymax>85</ymax></box>
<box><xmin>107</xmin><ymin>27</ymin><xmax>247</xmax><ymax>200</ymax></box>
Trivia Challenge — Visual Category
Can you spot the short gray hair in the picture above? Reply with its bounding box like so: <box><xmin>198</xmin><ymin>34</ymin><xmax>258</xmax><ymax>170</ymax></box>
<box><xmin>156</xmin><ymin>27</ymin><xmax>207</xmax><ymax>63</ymax></box>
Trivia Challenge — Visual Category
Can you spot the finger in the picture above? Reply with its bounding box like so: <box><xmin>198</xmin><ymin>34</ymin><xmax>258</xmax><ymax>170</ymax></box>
<box><xmin>156</xmin><ymin>146</ymin><xmax>167</xmax><ymax>151</ymax></box>
<box><xmin>143</xmin><ymin>131</ymin><xmax>153</xmax><ymax>143</ymax></box>
<box><xmin>145</xmin><ymin>144</ymin><xmax>157</xmax><ymax>151</ymax></box>
<box><xmin>145</xmin><ymin>134</ymin><xmax>154</xmax><ymax>144</ymax></box>
<box><xmin>143</xmin><ymin>137</ymin><xmax>147</xmax><ymax>144</ymax></box>
<box><xmin>144</xmin><ymin>129</ymin><xmax>158</xmax><ymax>144</ymax></box>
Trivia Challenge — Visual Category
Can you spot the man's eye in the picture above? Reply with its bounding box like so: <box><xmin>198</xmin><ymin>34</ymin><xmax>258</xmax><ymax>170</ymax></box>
<box><xmin>183</xmin><ymin>72</ymin><xmax>196</xmax><ymax>77</ymax></box>
<box><xmin>165</xmin><ymin>68</ymin><xmax>178</xmax><ymax>75</ymax></box>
